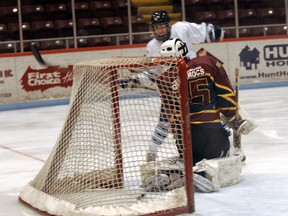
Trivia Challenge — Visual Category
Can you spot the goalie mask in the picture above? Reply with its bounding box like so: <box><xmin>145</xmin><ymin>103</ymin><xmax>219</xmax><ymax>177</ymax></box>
<box><xmin>149</xmin><ymin>10</ymin><xmax>171</xmax><ymax>42</ymax></box>
<box><xmin>160</xmin><ymin>38</ymin><xmax>188</xmax><ymax>57</ymax></box>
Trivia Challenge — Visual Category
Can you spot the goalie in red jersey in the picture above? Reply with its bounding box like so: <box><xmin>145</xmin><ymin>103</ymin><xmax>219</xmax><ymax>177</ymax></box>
<box><xmin>142</xmin><ymin>38</ymin><xmax>248</xmax><ymax>193</ymax></box>
<box><xmin>157</xmin><ymin>38</ymin><xmax>237</xmax><ymax>165</ymax></box>
<box><xmin>146</xmin><ymin>39</ymin><xmax>257</xmax><ymax>164</ymax></box>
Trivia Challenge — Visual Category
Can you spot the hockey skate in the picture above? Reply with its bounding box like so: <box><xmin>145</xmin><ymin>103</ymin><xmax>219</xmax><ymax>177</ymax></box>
<box><xmin>142</xmin><ymin>173</ymin><xmax>171</xmax><ymax>192</ymax></box>
<box><xmin>173</xmin><ymin>159</ymin><xmax>214</xmax><ymax>193</ymax></box>
<box><xmin>193</xmin><ymin>173</ymin><xmax>214</xmax><ymax>193</ymax></box>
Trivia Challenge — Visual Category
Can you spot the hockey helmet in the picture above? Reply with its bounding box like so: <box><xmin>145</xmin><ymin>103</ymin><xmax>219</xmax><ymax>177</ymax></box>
<box><xmin>160</xmin><ymin>38</ymin><xmax>188</xmax><ymax>57</ymax></box>
<box><xmin>149</xmin><ymin>10</ymin><xmax>171</xmax><ymax>42</ymax></box>
<box><xmin>149</xmin><ymin>10</ymin><xmax>171</xmax><ymax>25</ymax></box>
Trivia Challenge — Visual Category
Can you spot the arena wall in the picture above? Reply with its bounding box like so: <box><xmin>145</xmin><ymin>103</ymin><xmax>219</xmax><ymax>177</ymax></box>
<box><xmin>0</xmin><ymin>36</ymin><xmax>287</xmax><ymax>110</ymax></box>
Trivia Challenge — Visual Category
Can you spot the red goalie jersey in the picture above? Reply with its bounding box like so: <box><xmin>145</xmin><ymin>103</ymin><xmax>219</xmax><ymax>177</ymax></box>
<box><xmin>157</xmin><ymin>55</ymin><xmax>236</xmax><ymax>126</ymax></box>
<box><xmin>186</xmin><ymin>53</ymin><xmax>237</xmax><ymax>125</ymax></box>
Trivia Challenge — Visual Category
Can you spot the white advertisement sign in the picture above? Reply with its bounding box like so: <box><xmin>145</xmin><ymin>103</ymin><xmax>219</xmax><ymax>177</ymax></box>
<box><xmin>193</xmin><ymin>37</ymin><xmax>288</xmax><ymax>85</ymax></box>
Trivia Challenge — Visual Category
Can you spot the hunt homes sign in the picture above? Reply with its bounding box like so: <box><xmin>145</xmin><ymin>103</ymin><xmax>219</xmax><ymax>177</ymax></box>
<box><xmin>264</xmin><ymin>44</ymin><xmax>288</xmax><ymax>67</ymax></box>
<box><xmin>239</xmin><ymin>44</ymin><xmax>288</xmax><ymax>70</ymax></box>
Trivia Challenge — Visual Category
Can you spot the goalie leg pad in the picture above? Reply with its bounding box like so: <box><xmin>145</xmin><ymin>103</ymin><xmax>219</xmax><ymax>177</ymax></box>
<box><xmin>195</xmin><ymin>151</ymin><xmax>243</xmax><ymax>191</ymax></box>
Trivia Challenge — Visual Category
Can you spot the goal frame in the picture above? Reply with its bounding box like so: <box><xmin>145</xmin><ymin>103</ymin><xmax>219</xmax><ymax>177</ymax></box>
<box><xmin>19</xmin><ymin>56</ymin><xmax>195</xmax><ymax>216</ymax></box>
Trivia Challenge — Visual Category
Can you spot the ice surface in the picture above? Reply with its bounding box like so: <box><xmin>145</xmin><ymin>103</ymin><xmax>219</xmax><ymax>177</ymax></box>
<box><xmin>1</xmin><ymin>86</ymin><xmax>288</xmax><ymax>216</ymax></box>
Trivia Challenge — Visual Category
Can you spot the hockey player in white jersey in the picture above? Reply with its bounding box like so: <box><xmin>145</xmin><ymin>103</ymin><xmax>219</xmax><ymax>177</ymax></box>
<box><xmin>145</xmin><ymin>10</ymin><xmax>223</xmax><ymax>161</ymax></box>
<box><xmin>145</xmin><ymin>10</ymin><xmax>224</xmax><ymax>58</ymax></box>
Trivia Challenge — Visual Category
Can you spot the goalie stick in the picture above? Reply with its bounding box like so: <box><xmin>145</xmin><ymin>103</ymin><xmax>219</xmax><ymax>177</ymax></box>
<box><xmin>233</xmin><ymin>68</ymin><xmax>241</xmax><ymax>148</ymax></box>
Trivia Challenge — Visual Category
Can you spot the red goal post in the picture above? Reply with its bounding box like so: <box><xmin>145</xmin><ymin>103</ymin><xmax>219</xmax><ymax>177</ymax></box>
<box><xmin>19</xmin><ymin>56</ymin><xmax>195</xmax><ymax>216</ymax></box>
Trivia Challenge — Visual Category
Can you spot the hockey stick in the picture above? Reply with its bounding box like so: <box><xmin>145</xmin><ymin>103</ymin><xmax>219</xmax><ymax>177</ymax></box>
<box><xmin>30</xmin><ymin>42</ymin><xmax>68</xmax><ymax>67</ymax></box>
<box><xmin>233</xmin><ymin>68</ymin><xmax>241</xmax><ymax>149</ymax></box>
<box><xmin>30</xmin><ymin>42</ymin><xmax>49</xmax><ymax>66</ymax></box>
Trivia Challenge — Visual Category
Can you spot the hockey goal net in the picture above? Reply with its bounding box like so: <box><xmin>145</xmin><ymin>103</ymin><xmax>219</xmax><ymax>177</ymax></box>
<box><xmin>19</xmin><ymin>56</ymin><xmax>194</xmax><ymax>216</ymax></box>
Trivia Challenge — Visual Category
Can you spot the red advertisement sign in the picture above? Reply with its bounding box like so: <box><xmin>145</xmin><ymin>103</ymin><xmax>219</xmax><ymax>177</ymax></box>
<box><xmin>20</xmin><ymin>65</ymin><xmax>73</xmax><ymax>92</ymax></box>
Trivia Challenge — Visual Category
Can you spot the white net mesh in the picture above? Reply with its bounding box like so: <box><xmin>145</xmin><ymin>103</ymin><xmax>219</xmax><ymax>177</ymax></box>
<box><xmin>20</xmin><ymin>56</ymin><xmax>193</xmax><ymax>216</ymax></box>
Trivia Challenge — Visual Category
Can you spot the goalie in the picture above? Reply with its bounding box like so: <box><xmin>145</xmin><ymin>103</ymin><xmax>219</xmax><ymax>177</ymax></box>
<box><xmin>141</xmin><ymin>38</ymin><xmax>257</xmax><ymax>192</ymax></box>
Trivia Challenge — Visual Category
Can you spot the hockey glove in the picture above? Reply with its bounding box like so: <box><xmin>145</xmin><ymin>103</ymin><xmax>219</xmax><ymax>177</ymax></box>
<box><xmin>220</xmin><ymin>113</ymin><xmax>249</xmax><ymax>135</ymax></box>
<box><xmin>206</xmin><ymin>23</ymin><xmax>224</xmax><ymax>42</ymax></box>
<box><xmin>118</xmin><ymin>77</ymin><xmax>141</xmax><ymax>89</ymax></box>
<box><xmin>214</xmin><ymin>25</ymin><xmax>224</xmax><ymax>41</ymax></box>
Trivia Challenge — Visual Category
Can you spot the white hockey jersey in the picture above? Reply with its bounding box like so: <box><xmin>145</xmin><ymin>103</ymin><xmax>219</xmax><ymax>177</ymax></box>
<box><xmin>145</xmin><ymin>21</ymin><xmax>210</xmax><ymax>59</ymax></box>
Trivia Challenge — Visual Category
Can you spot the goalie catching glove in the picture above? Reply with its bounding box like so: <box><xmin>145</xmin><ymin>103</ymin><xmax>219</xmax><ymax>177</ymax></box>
<box><xmin>220</xmin><ymin>112</ymin><xmax>258</xmax><ymax>135</ymax></box>
<box><xmin>220</xmin><ymin>103</ymin><xmax>258</xmax><ymax>135</ymax></box>
<box><xmin>220</xmin><ymin>113</ymin><xmax>249</xmax><ymax>135</ymax></box>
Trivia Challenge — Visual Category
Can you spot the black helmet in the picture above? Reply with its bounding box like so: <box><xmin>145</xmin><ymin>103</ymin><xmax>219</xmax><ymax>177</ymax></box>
<box><xmin>149</xmin><ymin>10</ymin><xmax>171</xmax><ymax>25</ymax></box>
<box><xmin>149</xmin><ymin>10</ymin><xmax>171</xmax><ymax>42</ymax></box>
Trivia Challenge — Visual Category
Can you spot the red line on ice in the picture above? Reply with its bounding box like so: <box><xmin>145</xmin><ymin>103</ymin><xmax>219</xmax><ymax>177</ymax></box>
<box><xmin>0</xmin><ymin>144</ymin><xmax>45</xmax><ymax>162</ymax></box>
